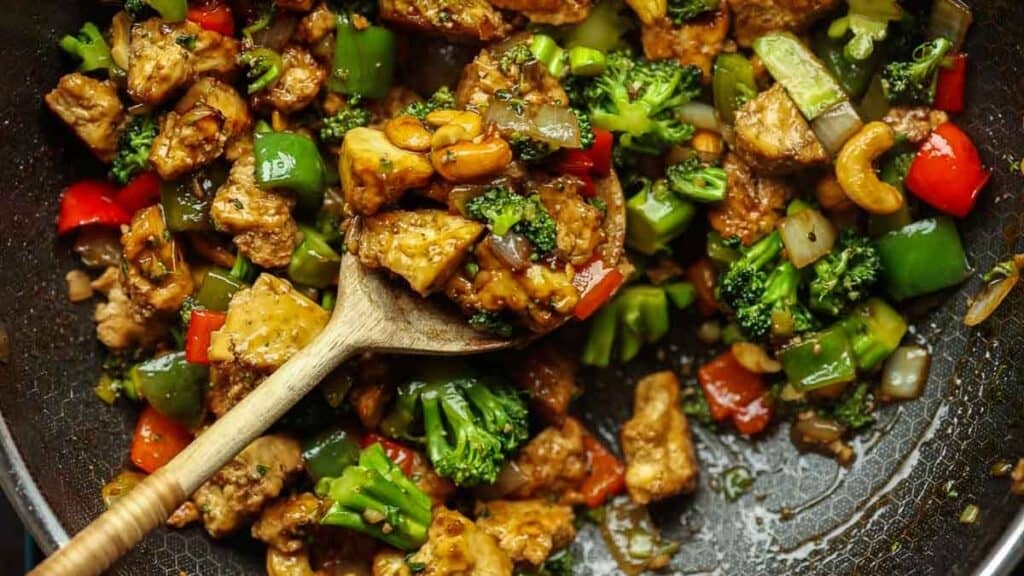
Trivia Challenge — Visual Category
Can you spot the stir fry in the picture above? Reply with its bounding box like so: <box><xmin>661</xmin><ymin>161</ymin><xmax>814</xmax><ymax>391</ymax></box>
<box><xmin>49</xmin><ymin>0</ymin><xmax>991</xmax><ymax>573</ymax></box>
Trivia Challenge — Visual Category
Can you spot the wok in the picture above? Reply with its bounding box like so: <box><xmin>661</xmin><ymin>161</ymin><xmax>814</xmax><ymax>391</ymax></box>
<box><xmin>1</xmin><ymin>1</ymin><xmax>1023</xmax><ymax>574</ymax></box>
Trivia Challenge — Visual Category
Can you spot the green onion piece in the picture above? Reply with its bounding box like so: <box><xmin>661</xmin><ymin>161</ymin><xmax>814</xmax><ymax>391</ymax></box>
<box><xmin>529</xmin><ymin>34</ymin><xmax>560</xmax><ymax>67</ymax></box>
<box><xmin>569</xmin><ymin>46</ymin><xmax>606</xmax><ymax>76</ymax></box>
<box><xmin>959</xmin><ymin>504</ymin><xmax>979</xmax><ymax>524</ymax></box>
<box><xmin>752</xmin><ymin>32</ymin><xmax>847</xmax><ymax>120</ymax></box>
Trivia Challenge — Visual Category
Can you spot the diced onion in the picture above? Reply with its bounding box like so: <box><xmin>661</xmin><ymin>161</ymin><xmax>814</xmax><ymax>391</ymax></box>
<box><xmin>880</xmin><ymin>345</ymin><xmax>930</xmax><ymax>401</ymax></box>
<box><xmin>253</xmin><ymin>14</ymin><xmax>298</xmax><ymax>51</ymax></box>
<box><xmin>65</xmin><ymin>270</ymin><xmax>94</xmax><ymax>303</ymax></box>
<box><xmin>731</xmin><ymin>342</ymin><xmax>782</xmax><ymax>374</ymax></box>
<box><xmin>484</xmin><ymin>101</ymin><xmax>580</xmax><ymax>149</ymax></box>
<box><xmin>929</xmin><ymin>0</ymin><xmax>973</xmax><ymax>53</ymax></box>
<box><xmin>964</xmin><ymin>267</ymin><xmax>1019</xmax><ymax>326</ymax></box>
<box><xmin>791</xmin><ymin>413</ymin><xmax>845</xmax><ymax>447</ymax></box>
<box><xmin>677</xmin><ymin>102</ymin><xmax>720</xmax><ymax>133</ymax></box>
<box><xmin>476</xmin><ymin>462</ymin><xmax>528</xmax><ymax>500</ymax></box>
<box><xmin>778</xmin><ymin>208</ymin><xmax>837</xmax><ymax>269</ymax></box>
<box><xmin>812</xmin><ymin>102</ymin><xmax>864</xmax><ymax>157</ymax></box>
<box><xmin>73</xmin><ymin>227</ymin><xmax>122</xmax><ymax>269</ymax></box>
<box><xmin>488</xmin><ymin>233</ymin><xmax>533</xmax><ymax>272</ymax></box>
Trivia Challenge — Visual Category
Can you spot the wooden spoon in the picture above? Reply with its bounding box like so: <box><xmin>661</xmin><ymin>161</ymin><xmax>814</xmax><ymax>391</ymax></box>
<box><xmin>31</xmin><ymin>173</ymin><xmax>623</xmax><ymax>576</ymax></box>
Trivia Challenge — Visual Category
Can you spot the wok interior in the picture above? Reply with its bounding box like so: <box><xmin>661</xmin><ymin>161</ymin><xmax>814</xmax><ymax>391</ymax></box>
<box><xmin>0</xmin><ymin>0</ymin><xmax>1023</xmax><ymax>574</ymax></box>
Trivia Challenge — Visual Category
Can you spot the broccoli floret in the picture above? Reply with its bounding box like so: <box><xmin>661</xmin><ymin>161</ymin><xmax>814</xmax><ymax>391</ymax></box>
<box><xmin>468</xmin><ymin>311</ymin><xmax>514</xmax><ymax>338</ymax></box>
<box><xmin>717</xmin><ymin>231</ymin><xmax>784</xmax><ymax>312</ymax></box>
<box><xmin>572</xmin><ymin>107</ymin><xmax>595</xmax><ymax>150</ymax></box>
<box><xmin>111</xmin><ymin>115</ymin><xmax>158</xmax><ymax>185</ymax></box>
<box><xmin>733</xmin><ymin>261</ymin><xmax>817</xmax><ymax>341</ymax></box>
<box><xmin>667</xmin><ymin>0</ymin><xmax>718</xmax><ymax>24</ymax></box>
<box><xmin>832</xmin><ymin>382</ymin><xmax>875</xmax><ymax>431</ymax></box>
<box><xmin>665</xmin><ymin>157</ymin><xmax>727</xmax><ymax>203</ymax></box>
<box><xmin>808</xmin><ymin>230</ymin><xmax>881</xmax><ymax>317</ymax></box>
<box><xmin>403</xmin><ymin>86</ymin><xmax>457</xmax><ymax>120</ymax></box>
<box><xmin>517</xmin><ymin>549</ymin><xmax>574</xmax><ymax>576</ymax></box>
<box><xmin>382</xmin><ymin>368</ymin><xmax>528</xmax><ymax>486</ymax></box>
<box><xmin>718</xmin><ymin>232</ymin><xmax>817</xmax><ymax>340</ymax></box>
<box><xmin>580</xmin><ymin>50</ymin><xmax>702</xmax><ymax>155</ymax></box>
<box><xmin>465</xmin><ymin>186</ymin><xmax>557</xmax><ymax>254</ymax></box>
<box><xmin>319</xmin><ymin>106</ymin><xmax>372</xmax><ymax>145</ymax></box>
<box><xmin>509</xmin><ymin>133</ymin><xmax>557</xmax><ymax>164</ymax></box>
<box><xmin>60</xmin><ymin>22</ymin><xmax>115</xmax><ymax>74</ymax></box>
<box><xmin>317</xmin><ymin>443</ymin><xmax>433</xmax><ymax>550</ymax></box>
<box><xmin>880</xmin><ymin>37</ymin><xmax>953</xmax><ymax>105</ymax></box>
<box><xmin>499</xmin><ymin>42</ymin><xmax>535</xmax><ymax>74</ymax></box>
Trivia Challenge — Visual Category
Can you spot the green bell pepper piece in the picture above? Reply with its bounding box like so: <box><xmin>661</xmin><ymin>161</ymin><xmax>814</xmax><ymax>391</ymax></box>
<box><xmin>663</xmin><ymin>281</ymin><xmax>696</xmax><ymax>310</ymax></box>
<box><xmin>581</xmin><ymin>300</ymin><xmax>619</xmax><ymax>368</ymax></box>
<box><xmin>875</xmin><ymin>217</ymin><xmax>970</xmax><ymax>300</ymax></box>
<box><xmin>329</xmin><ymin>15</ymin><xmax>396</xmax><ymax>99</ymax></box>
<box><xmin>254</xmin><ymin>131</ymin><xmax>326</xmax><ymax>215</ymax></box>
<box><xmin>779</xmin><ymin>327</ymin><xmax>857</xmax><ymax>392</ymax></box>
<box><xmin>196</xmin><ymin>269</ymin><xmax>246</xmax><ymax>311</ymax></box>
<box><xmin>130</xmin><ymin>352</ymin><xmax>207</xmax><ymax>428</ymax></box>
<box><xmin>712</xmin><ymin>53</ymin><xmax>758</xmax><ymax>124</ymax></box>
<box><xmin>160</xmin><ymin>183</ymin><xmax>211</xmax><ymax>232</ymax></box>
<box><xmin>568</xmin><ymin>46</ymin><xmax>606</xmax><ymax>76</ymax></box>
<box><xmin>836</xmin><ymin>298</ymin><xmax>907</xmax><ymax>372</ymax></box>
<box><xmin>813</xmin><ymin>28</ymin><xmax>880</xmax><ymax>99</ymax></box>
<box><xmin>146</xmin><ymin>0</ymin><xmax>187</xmax><ymax>22</ymax></box>
<box><xmin>288</xmin><ymin>226</ymin><xmax>342</xmax><ymax>289</ymax></box>
<box><xmin>302</xmin><ymin>427</ymin><xmax>361</xmax><ymax>483</ymax></box>
<box><xmin>706</xmin><ymin>231</ymin><xmax>741</xmax><ymax>265</ymax></box>
<box><xmin>626</xmin><ymin>180</ymin><xmax>695</xmax><ymax>255</ymax></box>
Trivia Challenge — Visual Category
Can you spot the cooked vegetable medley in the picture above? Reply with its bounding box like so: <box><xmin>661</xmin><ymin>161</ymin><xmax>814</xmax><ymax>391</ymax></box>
<box><xmin>50</xmin><ymin>0</ymin><xmax>996</xmax><ymax>572</ymax></box>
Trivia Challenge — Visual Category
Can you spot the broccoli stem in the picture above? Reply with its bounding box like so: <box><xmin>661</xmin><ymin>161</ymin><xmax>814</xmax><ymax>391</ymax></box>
<box><xmin>318</xmin><ymin>444</ymin><xmax>432</xmax><ymax>550</ymax></box>
<box><xmin>625</xmin><ymin>180</ymin><xmax>696</xmax><ymax>255</ymax></box>
<box><xmin>752</xmin><ymin>32</ymin><xmax>847</xmax><ymax>120</ymax></box>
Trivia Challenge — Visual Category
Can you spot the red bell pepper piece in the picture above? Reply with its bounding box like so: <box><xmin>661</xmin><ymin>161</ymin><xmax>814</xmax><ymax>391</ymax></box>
<box><xmin>588</xmin><ymin>128</ymin><xmax>614</xmax><ymax>177</ymax></box>
<box><xmin>580</xmin><ymin>432</ymin><xmax>625</xmax><ymax>508</ymax></box>
<box><xmin>130</xmin><ymin>405</ymin><xmax>192</xmax><ymax>473</ymax></box>
<box><xmin>686</xmin><ymin>258</ymin><xmax>718</xmax><ymax>316</ymax></box>
<box><xmin>573</xmin><ymin>259</ymin><xmax>624</xmax><ymax>320</ymax></box>
<box><xmin>187</xmin><ymin>3</ymin><xmax>235</xmax><ymax>36</ymax></box>
<box><xmin>559</xmin><ymin>149</ymin><xmax>595</xmax><ymax>178</ymax></box>
<box><xmin>934</xmin><ymin>53</ymin><xmax>967</xmax><ymax>113</ymax></box>
<box><xmin>185</xmin><ymin>309</ymin><xmax>227</xmax><ymax>365</ymax></box>
<box><xmin>906</xmin><ymin>122</ymin><xmax>991</xmax><ymax>218</ymax></box>
<box><xmin>115</xmin><ymin>171</ymin><xmax>162</xmax><ymax>214</ymax></box>
<box><xmin>360</xmin><ymin>433</ymin><xmax>416</xmax><ymax>476</ymax></box>
<box><xmin>57</xmin><ymin>180</ymin><xmax>132</xmax><ymax>235</ymax></box>
<box><xmin>698</xmin><ymin>351</ymin><xmax>772</xmax><ymax>435</ymax></box>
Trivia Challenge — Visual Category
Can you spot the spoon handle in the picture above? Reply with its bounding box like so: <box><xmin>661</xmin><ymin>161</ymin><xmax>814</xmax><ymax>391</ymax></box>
<box><xmin>30</xmin><ymin>322</ymin><xmax>363</xmax><ymax>576</ymax></box>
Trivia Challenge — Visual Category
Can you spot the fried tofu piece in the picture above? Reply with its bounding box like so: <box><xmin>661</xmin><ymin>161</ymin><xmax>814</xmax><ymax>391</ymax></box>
<box><xmin>45</xmin><ymin>73</ymin><xmax>124</xmax><ymax>162</ymax></box>
<box><xmin>708</xmin><ymin>153</ymin><xmax>792</xmax><ymax>245</ymax></box>
<box><xmin>640</xmin><ymin>0</ymin><xmax>730</xmax><ymax>81</ymax></box>
<box><xmin>508</xmin><ymin>418</ymin><xmax>589</xmax><ymax>504</ymax></box>
<box><xmin>184</xmin><ymin>435</ymin><xmax>303</xmax><ymax>537</ymax></box>
<box><xmin>516</xmin><ymin>343</ymin><xmax>578</xmax><ymax>425</ymax></box>
<box><xmin>208</xmin><ymin>274</ymin><xmax>329</xmax><ymax>371</ymax></box>
<box><xmin>727</xmin><ymin>0</ymin><xmax>841</xmax><ymax>47</ymax></box>
<box><xmin>251</xmin><ymin>493</ymin><xmax>325</xmax><ymax>553</ymax></box>
<box><xmin>732</xmin><ymin>84</ymin><xmax>828</xmax><ymax>175</ymax></box>
<box><xmin>209</xmin><ymin>153</ymin><xmax>299</xmax><ymax>268</ymax></box>
<box><xmin>120</xmin><ymin>206</ymin><xmax>194</xmax><ymax>315</ymax></box>
<box><xmin>408</xmin><ymin>507</ymin><xmax>514</xmax><ymax>576</ymax></box>
<box><xmin>474</xmin><ymin>500</ymin><xmax>575</xmax><ymax>566</ymax></box>
<box><xmin>254</xmin><ymin>46</ymin><xmax>326</xmax><ymax>114</ymax></box>
<box><xmin>456</xmin><ymin>44</ymin><xmax>568</xmax><ymax>111</ymax></box>
<box><xmin>357</xmin><ymin>210</ymin><xmax>485</xmax><ymax>296</ymax></box>
<box><xmin>339</xmin><ymin>127</ymin><xmax>435</xmax><ymax>216</ymax></box>
<box><xmin>621</xmin><ymin>371</ymin><xmax>698</xmax><ymax>504</ymax></box>
<box><xmin>379</xmin><ymin>0</ymin><xmax>512</xmax><ymax>42</ymax></box>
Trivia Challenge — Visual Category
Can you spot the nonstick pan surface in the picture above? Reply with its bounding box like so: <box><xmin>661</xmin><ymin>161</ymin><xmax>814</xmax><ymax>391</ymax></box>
<box><xmin>1</xmin><ymin>1</ymin><xmax>1022</xmax><ymax>573</ymax></box>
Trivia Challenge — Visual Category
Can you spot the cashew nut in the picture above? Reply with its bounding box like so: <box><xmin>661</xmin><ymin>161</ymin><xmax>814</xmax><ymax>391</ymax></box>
<box><xmin>815</xmin><ymin>172</ymin><xmax>855</xmax><ymax>212</ymax></box>
<box><xmin>384</xmin><ymin>114</ymin><xmax>432</xmax><ymax>152</ymax></box>
<box><xmin>266</xmin><ymin>548</ymin><xmax>321</xmax><ymax>576</ymax></box>
<box><xmin>431</xmin><ymin>136</ymin><xmax>513</xmax><ymax>182</ymax></box>
<box><xmin>836</xmin><ymin>122</ymin><xmax>904</xmax><ymax>215</ymax></box>
<box><xmin>431</xmin><ymin>123</ymin><xmax>470</xmax><ymax>150</ymax></box>
<box><xmin>425</xmin><ymin>109</ymin><xmax>483</xmax><ymax>140</ymax></box>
